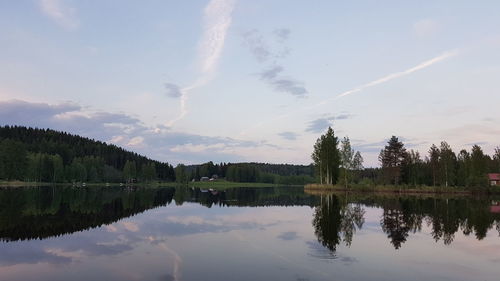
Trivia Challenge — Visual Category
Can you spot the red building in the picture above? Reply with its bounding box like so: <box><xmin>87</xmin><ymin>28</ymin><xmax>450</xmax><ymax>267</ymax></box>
<box><xmin>488</xmin><ymin>173</ymin><xmax>500</xmax><ymax>186</ymax></box>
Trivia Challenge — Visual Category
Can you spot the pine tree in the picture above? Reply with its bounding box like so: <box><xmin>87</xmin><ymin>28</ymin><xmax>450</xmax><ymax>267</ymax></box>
<box><xmin>379</xmin><ymin>136</ymin><xmax>406</xmax><ymax>185</ymax></box>
<box><xmin>428</xmin><ymin>144</ymin><xmax>440</xmax><ymax>186</ymax></box>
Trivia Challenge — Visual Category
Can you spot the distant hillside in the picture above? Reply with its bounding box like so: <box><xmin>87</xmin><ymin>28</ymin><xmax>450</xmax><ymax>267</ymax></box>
<box><xmin>0</xmin><ymin>125</ymin><xmax>175</xmax><ymax>183</ymax></box>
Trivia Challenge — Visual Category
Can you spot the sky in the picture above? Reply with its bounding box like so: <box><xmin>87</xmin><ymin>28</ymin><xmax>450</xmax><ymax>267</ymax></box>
<box><xmin>1</xmin><ymin>0</ymin><xmax>499</xmax><ymax>167</ymax></box>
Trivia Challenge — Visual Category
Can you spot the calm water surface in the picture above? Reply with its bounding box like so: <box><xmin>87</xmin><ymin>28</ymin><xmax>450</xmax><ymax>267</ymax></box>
<box><xmin>0</xmin><ymin>186</ymin><xmax>499</xmax><ymax>281</ymax></box>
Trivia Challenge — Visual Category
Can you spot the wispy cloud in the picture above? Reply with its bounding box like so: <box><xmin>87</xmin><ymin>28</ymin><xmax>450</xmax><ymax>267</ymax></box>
<box><xmin>305</xmin><ymin>114</ymin><xmax>351</xmax><ymax>133</ymax></box>
<box><xmin>242</xmin><ymin>29</ymin><xmax>271</xmax><ymax>63</ymax></box>
<box><xmin>273</xmin><ymin>28</ymin><xmax>290</xmax><ymax>43</ymax></box>
<box><xmin>259</xmin><ymin>66</ymin><xmax>308</xmax><ymax>97</ymax></box>
<box><xmin>241</xmin><ymin>28</ymin><xmax>304</xmax><ymax>97</ymax></box>
<box><xmin>332</xmin><ymin>49</ymin><xmax>459</xmax><ymax>100</ymax></box>
<box><xmin>167</xmin><ymin>0</ymin><xmax>235</xmax><ymax>127</ymax></box>
<box><xmin>38</xmin><ymin>0</ymin><xmax>79</xmax><ymax>30</ymax></box>
<box><xmin>199</xmin><ymin>0</ymin><xmax>235</xmax><ymax>74</ymax></box>
<box><xmin>278</xmin><ymin>131</ymin><xmax>299</xmax><ymax>140</ymax></box>
<box><xmin>164</xmin><ymin>83</ymin><xmax>182</xmax><ymax>98</ymax></box>
<box><xmin>241</xmin><ymin>28</ymin><xmax>290</xmax><ymax>62</ymax></box>
<box><xmin>305</xmin><ymin>117</ymin><xmax>333</xmax><ymax>133</ymax></box>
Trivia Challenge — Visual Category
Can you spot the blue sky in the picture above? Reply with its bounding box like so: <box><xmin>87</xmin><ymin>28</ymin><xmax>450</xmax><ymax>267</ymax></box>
<box><xmin>1</xmin><ymin>0</ymin><xmax>499</xmax><ymax>166</ymax></box>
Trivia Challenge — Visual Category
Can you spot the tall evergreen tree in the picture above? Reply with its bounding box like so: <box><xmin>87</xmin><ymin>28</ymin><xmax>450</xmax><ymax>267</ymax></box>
<box><xmin>439</xmin><ymin>141</ymin><xmax>456</xmax><ymax>187</ymax></box>
<box><xmin>378</xmin><ymin>136</ymin><xmax>406</xmax><ymax>185</ymax></box>
<box><xmin>428</xmin><ymin>144</ymin><xmax>440</xmax><ymax>186</ymax></box>
<box><xmin>312</xmin><ymin>127</ymin><xmax>340</xmax><ymax>185</ymax></box>
<box><xmin>469</xmin><ymin>145</ymin><xmax>487</xmax><ymax>186</ymax></box>
<box><xmin>456</xmin><ymin>149</ymin><xmax>470</xmax><ymax>187</ymax></box>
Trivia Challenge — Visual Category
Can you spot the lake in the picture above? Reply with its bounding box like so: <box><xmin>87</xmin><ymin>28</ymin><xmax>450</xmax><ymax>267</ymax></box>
<box><xmin>0</xmin><ymin>186</ymin><xmax>499</xmax><ymax>281</ymax></box>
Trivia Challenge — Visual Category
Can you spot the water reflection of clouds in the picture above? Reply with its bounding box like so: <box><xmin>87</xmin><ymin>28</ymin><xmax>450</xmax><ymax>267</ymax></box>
<box><xmin>0</xmin><ymin>242</ymin><xmax>72</xmax><ymax>266</ymax></box>
<box><xmin>305</xmin><ymin>240</ymin><xmax>359</xmax><ymax>265</ymax></box>
<box><xmin>277</xmin><ymin>231</ymin><xmax>299</xmax><ymax>241</ymax></box>
<box><xmin>0</xmin><ymin>203</ymin><xmax>301</xmax><ymax>269</ymax></box>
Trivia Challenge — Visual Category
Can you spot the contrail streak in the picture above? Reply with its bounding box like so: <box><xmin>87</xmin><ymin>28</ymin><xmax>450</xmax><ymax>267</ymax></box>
<box><xmin>240</xmin><ymin>49</ymin><xmax>459</xmax><ymax>136</ymax></box>
<box><xmin>167</xmin><ymin>0</ymin><xmax>235</xmax><ymax>127</ymax></box>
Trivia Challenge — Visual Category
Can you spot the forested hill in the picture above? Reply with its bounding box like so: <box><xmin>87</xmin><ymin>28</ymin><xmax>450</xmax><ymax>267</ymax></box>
<box><xmin>0</xmin><ymin>125</ymin><xmax>175</xmax><ymax>182</ymax></box>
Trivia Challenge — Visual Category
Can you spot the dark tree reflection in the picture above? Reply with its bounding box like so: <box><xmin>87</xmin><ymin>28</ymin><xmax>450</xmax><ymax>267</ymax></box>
<box><xmin>310</xmin><ymin>192</ymin><xmax>500</xmax><ymax>252</ymax></box>
<box><xmin>312</xmin><ymin>194</ymin><xmax>365</xmax><ymax>253</ymax></box>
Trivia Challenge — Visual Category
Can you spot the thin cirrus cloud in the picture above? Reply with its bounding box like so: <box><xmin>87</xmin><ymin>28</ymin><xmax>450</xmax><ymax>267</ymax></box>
<box><xmin>278</xmin><ymin>131</ymin><xmax>299</xmax><ymax>141</ymax></box>
<box><xmin>38</xmin><ymin>0</ymin><xmax>79</xmax><ymax>30</ymax></box>
<box><xmin>166</xmin><ymin>0</ymin><xmax>235</xmax><ymax>127</ymax></box>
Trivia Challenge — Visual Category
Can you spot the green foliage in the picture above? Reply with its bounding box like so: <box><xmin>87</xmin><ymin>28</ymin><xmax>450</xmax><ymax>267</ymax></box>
<box><xmin>226</xmin><ymin>164</ymin><xmax>260</xmax><ymax>182</ymax></box>
<box><xmin>379</xmin><ymin>136</ymin><xmax>406</xmax><ymax>185</ymax></box>
<box><xmin>175</xmin><ymin>164</ymin><xmax>188</xmax><ymax>183</ymax></box>
<box><xmin>0</xmin><ymin>126</ymin><xmax>175</xmax><ymax>183</ymax></box>
<box><xmin>339</xmin><ymin>137</ymin><xmax>364</xmax><ymax>188</ymax></box>
<box><xmin>0</xmin><ymin>139</ymin><xmax>28</xmax><ymax>180</ymax></box>
<box><xmin>123</xmin><ymin>160</ymin><xmax>137</xmax><ymax>183</ymax></box>
<box><xmin>312</xmin><ymin>127</ymin><xmax>340</xmax><ymax>185</ymax></box>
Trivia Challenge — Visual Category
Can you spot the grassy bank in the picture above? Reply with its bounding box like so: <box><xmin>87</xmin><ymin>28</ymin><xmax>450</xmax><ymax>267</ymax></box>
<box><xmin>0</xmin><ymin>181</ymin><xmax>52</xmax><ymax>187</ymax></box>
<box><xmin>304</xmin><ymin>183</ymin><xmax>500</xmax><ymax>194</ymax></box>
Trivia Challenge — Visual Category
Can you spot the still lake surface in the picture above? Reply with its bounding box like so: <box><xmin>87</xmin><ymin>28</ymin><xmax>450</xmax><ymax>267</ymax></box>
<box><xmin>0</xmin><ymin>186</ymin><xmax>499</xmax><ymax>281</ymax></box>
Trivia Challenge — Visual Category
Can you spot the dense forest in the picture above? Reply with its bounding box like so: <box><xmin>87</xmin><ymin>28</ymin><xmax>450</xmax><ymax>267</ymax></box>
<box><xmin>0</xmin><ymin>126</ymin><xmax>176</xmax><ymax>183</ymax></box>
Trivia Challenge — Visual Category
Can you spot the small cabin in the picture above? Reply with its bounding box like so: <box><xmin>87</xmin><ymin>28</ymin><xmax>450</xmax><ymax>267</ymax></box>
<box><xmin>488</xmin><ymin>173</ymin><xmax>500</xmax><ymax>186</ymax></box>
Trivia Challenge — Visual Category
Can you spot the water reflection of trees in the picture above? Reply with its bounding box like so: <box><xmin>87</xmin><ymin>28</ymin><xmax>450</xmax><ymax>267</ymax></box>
<box><xmin>312</xmin><ymin>194</ymin><xmax>365</xmax><ymax>252</ymax></box>
<box><xmin>0</xmin><ymin>186</ymin><xmax>319</xmax><ymax>242</ymax></box>
<box><xmin>311</xmin><ymin>193</ymin><xmax>500</xmax><ymax>253</ymax></box>
<box><xmin>174</xmin><ymin>186</ymin><xmax>319</xmax><ymax>208</ymax></box>
<box><xmin>0</xmin><ymin>186</ymin><xmax>175</xmax><ymax>241</ymax></box>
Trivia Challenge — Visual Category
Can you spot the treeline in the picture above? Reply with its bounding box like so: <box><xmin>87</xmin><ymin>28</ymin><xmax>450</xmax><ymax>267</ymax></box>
<box><xmin>0</xmin><ymin>126</ymin><xmax>176</xmax><ymax>183</ymax></box>
<box><xmin>372</xmin><ymin>136</ymin><xmax>500</xmax><ymax>187</ymax></box>
<box><xmin>178</xmin><ymin>162</ymin><xmax>315</xmax><ymax>185</ymax></box>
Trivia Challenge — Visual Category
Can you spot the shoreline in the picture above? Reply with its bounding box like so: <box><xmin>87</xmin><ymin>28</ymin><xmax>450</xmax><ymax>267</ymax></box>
<box><xmin>304</xmin><ymin>184</ymin><xmax>500</xmax><ymax>195</ymax></box>
<box><xmin>0</xmin><ymin>180</ymin><xmax>294</xmax><ymax>190</ymax></box>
